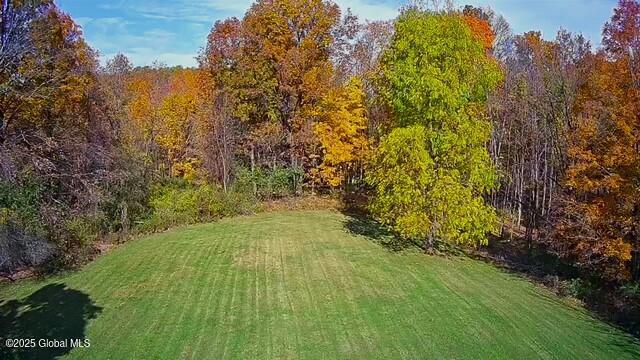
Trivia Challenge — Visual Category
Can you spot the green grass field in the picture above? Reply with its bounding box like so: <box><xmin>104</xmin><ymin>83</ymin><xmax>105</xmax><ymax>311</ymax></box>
<box><xmin>1</xmin><ymin>210</ymin><xmax>639</xmax><ymax>359</ymax></box>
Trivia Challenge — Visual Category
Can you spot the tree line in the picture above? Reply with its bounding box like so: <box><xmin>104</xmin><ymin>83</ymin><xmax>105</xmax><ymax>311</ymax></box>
<box><xmin>0</xmin><ymin>0</ymin><xmax>639</xmax><ymax>293</ymax></box>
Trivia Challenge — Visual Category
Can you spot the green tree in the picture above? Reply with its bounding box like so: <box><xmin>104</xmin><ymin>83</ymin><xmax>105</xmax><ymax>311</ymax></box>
<box><xmin>367</xmin><ymin>9</ymin><xmax>502</xmax><ymax>249</ymax></box>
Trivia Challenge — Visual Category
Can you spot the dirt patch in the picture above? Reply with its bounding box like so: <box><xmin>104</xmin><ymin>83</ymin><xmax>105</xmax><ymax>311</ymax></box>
<box><xmin>232</xmin><ymin>241</ymin><xmax>305</xmax><ymax>272</ymax></box>
<box><xmin>0</xmin><ymin>268</ymin><xmax>38</xmax><ymax>283</ymax></box>
<box><xmin>260</xmin><ymin>195</ymin><xmax>342</xmax><ymax>213</ymax></box>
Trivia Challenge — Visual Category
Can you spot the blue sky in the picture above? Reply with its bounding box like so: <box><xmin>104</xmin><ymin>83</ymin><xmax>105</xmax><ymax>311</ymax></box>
<box><xmin>56</xmin><ymin>0</ymin><xmax>619</xmax><ymax>67</ymax></box>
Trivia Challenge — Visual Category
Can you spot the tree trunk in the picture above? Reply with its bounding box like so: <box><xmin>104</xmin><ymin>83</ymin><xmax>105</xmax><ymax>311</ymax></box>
<box><xmin>250</xmin><ymin>145</ymin><xmax>257</xmax><ymax>196</ymax></box>
<box><xmin>0</xmin><ymin>0</ymin><xmax>9</xmax><ymax>46</ymax></box>
<box><xmin>0</xmin><ymin>109</ymin><xmax>5</xmax><ymax>143</ymax></box>
<box><xmin>424</xmin><ymin>233</ymin><xmax>434</xmax><ymax>254</ymax></box>
<box><xmin>221</xmin><ymin>113</ymin><xmax>229</xmax><ymax>192</ymax></box>
<box><xmin>633</xmin><ymin>205</ymin><xmax>640</xmax><ymax>280</ymax></box>
<box><xmin>120</xmin><ymin>201</ymin><xmax>129</xmax><ymax>242</ymax></box>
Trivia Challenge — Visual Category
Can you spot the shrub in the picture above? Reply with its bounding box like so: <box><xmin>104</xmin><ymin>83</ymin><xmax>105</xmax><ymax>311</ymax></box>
<box><xmin>567</xmin><ymin>278</ymin><xmax>599</xmax><ymax>300</ymax></box>
<box><xmin>0</xmin><ymin>178</ymin><xmax>56</xmax><ymax>275</ymax></box>
<box><xmin>64</xmin><ymin>213</ymin><xmax>106</xmax><ymax>246</ymax></box>
<box><xmin>0</xmin><ymin>221</ymin><xmax>55</xmax><ymax>277</ymax></box>
<box><xmin>141</xmin><ymin>180</ymin><xmax>257</xmax><ymax>231</ymax></box>
<box><xmin>0</xmin><ymin>177</ymin><xmax>45</xmax><ymax>235</ymax></box>
<box><xmin>619</xmin><ymin>283</ymin><xmax>640</xmax><ymax>301</ymax></box>
<box><xmin>235</xmin><ymin>166</ymin><xmax>303</xmax><ymax>200</ymax></box>
<box><xmin>101</xmin><ymin>151</ymin><xmax>153</xmax><ymax>235</ymax></box>
<box><xmin>542</xmin><ymin>275</ymin><xmax>584</xmax><ymax>298</ymax></box>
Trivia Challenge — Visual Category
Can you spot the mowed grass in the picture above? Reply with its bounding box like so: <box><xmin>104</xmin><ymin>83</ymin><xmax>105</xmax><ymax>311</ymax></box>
<box><xmin>1</xmin><ymin>211</ymin><xmax>640</xmax><ymax>359</ymax></box>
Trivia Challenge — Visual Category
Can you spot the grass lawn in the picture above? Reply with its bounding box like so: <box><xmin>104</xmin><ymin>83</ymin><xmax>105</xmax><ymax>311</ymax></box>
<box><xmin>1</xmin><ymin>210</ymin><xmax>639</xmax><ymax>359</ymax></box>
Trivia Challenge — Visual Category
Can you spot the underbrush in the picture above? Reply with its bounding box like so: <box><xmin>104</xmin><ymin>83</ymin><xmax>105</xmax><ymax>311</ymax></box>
<box><xmin>0</xmin><ymin>173</ymin><xmax>260</xmax><ymax>279</ymax></box>
<box><xmin>0</xmin><ymin>178</ymin><xmax>54</xmax><ymax>278</ymax></box>
<box><xmin>139</xmin><ymin>179</ymin><xmax>257</xmax><ymax>232</ymax></box>
<box><xmin>235</xmin><ymin>166</ymin><xmax>304</xmax><ymax>199</ymax></box>
<box><xmin>1</xmin><ymin>166</ymin><xmax>343</xmax><ymax>281</ymax></box>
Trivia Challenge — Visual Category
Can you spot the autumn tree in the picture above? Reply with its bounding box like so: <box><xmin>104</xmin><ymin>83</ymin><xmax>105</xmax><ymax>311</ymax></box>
<box><xmin>337</xmin><ymin>20</ymin><xmax>394</xmax><ymax>141</ymax></box>
<box><xmin>0</xmin><ymin>0</ymin><xmax>52</xmax><ymax>141</ymax></box>
<box><xmin>458</xmin><ymin>5</ymin><xmax>514</xmax><ymax>62</ymax></box>
<box><xmin>126</xmin><ymin>71</ymin><xmax>157</xmax><ymax>158</ymax></box>
<box><xmin>156</xmin><ymin>69</ymin><xmax>199</xmax><ymax>180</ymax></box>
<box><xmin>552</xmin><ymin>0</ymin><xmax>640</xmax><ymax>280</ymax></box>
<box><xmin>199</xmin><ymin>0</ymin><xmax>360</xmax><ymax>193</ymax></box>
<box><xmin>0</xmin><ymin>1</ymin><xmax>97</xmax><ymax>142</ymax></box>
<box><xmin>603</xmin><ymin>0</ymin><xmax>640</xmax><ymax>89</ymax></box>
<box><xmin>240</xmin><ymin>0</ymin><xmax>341</xmax><ymax>169</ymax></box>
<box><xmin>462</xmin><ymin>5</ymin><xmax>495</xmax><ymax>51</ymax></box>
<box><xmin>0</xmin><ymin>1</ymin><xmax>116</xmax><ymax>272</ymax></box>
<box><xmin>101</xmin><ymin>53</ymin><xmax>133</xmax><ymax>139</ymax></box>
<box><xmin>313</xmin><ymin>77</ymin><xmax>369</xmax><ymax>188</ymax></box>
<box><xmin>198</xmin><ymin>18</ymin><xmax>244</xmax><ymax>189</ymax></box>
<box><xmin>124</xmin><ymin>65</ymin><xmax>201</xmax><ymax>178</ymax></box>
<box><xmin>367</xmin><ymin>9</ymin><xmax>502</xmax><ymax>249</ymax></box>
<box><xmin>488</xmin><ymin>30</ymin><xmax>591</xmax><ymax>239</ymax></box>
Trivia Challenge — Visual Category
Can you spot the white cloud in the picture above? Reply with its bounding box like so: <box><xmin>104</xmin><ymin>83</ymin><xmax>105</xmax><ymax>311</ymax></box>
<box><xmin>335</xmin><ymin>0</ymin><xmax>399</xmax><ymax>21</ymax></box>
<box><xmin>100</xmin><ymin>0</ymin><xmax>399</xmax><ymax>23</ymax></box>
<box><xmin>120</xmin><ymin>0</ymin><xmax>252</xmax><ymax>23</ymax></box>
<box><xmin>80</xmin><ymin>0</ymin><xmax>402</xmax><ymax>67</ymax></box>
<box><xmin>83</xmin><ymin>21</ymin><xmax>186</xmax><ymax>67</ymax></box>
<box><xmin>74</xmin><ymin>16</ymin><xmax>94</xmax><ymax>27</ymax></box>
<box><xmin>462</xmin><ymin>0</ymin><xmax>614</xmax><ymax>46</ymax></box>
<box><xmin>102</xmin><ymin>49</ymin><xmax>198</xmax><ymax>67</ymax></box>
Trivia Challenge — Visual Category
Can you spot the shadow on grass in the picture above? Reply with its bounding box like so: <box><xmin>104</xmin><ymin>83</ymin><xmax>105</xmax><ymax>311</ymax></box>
<box><xmin>342</xmin><ymin>209</ymin><xmax>640</xmax><ymax>353</ymax></box>
<box><xmin>341</xmin><ymin>211</ymin><xmax>410</xmax><ymax>252</ymax></box>
<box><xmin>0</xmin><ymin>283</ymin><xmax>102</xmax><ymax>360</ymax></box>
<box><xmin>530</xmin><ymin>286</ymin><xmax>640</xmax><ymax>356</ymax></box>
<box><xmin>341</xmin><ymin>210</ymin><xmax>470</xmax><ymax>256</ymax></box>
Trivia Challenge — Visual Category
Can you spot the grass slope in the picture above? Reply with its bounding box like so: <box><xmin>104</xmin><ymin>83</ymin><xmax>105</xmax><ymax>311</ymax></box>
<box><xmin>1</xmin><ymin>210</ymin><xmax>639</xmax><ymax>359</ymax></box>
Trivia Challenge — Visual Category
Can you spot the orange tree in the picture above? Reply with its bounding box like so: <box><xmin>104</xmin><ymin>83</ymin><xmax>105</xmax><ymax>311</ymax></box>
<box><xmin>553</xmin><ymin>0</ymin><xmax>640</xmax><ymax>281</ymax></box>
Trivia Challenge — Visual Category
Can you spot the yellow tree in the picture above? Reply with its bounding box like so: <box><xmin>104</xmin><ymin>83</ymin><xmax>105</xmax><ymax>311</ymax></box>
<box><xmin>126</xmin><ymin>68</ymin><xmax>201</xmax><ymax>180</ymax></box>
<box><xmin>313</xmin><ymin>78</ymin><xmax>369</xmax><ymax>188</ymax></box>
<box><xmin>156</xmin><ymin>69</ymin><xmax>200</xmax><ymax>180</ymax></box>
<box><xmin>122</xmin><ymin>71</ymin><xmax>158</xmax><ymax>159</ymax></box>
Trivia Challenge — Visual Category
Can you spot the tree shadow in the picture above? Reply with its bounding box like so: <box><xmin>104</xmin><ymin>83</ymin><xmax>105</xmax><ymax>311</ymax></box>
<box><xmin>341</xmin><ymin>211</ymin><xmax>409</xmax><ymax>252</ymax></box>
<box><xmin>0</xmin><ymin>283</ymin><xmax>102</xmax><ymax>360</ymax></box>
<box><xmin>341</xmin><ymin>210</ymin><xmax>467</xmax><ymax>255</ymax></box>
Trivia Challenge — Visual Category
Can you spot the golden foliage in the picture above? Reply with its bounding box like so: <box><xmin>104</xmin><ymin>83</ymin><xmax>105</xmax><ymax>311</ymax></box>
<box><xmin>313</xmin><ymin>78</ymin><xmax>369</xmax><ymax>187</ymax></box>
